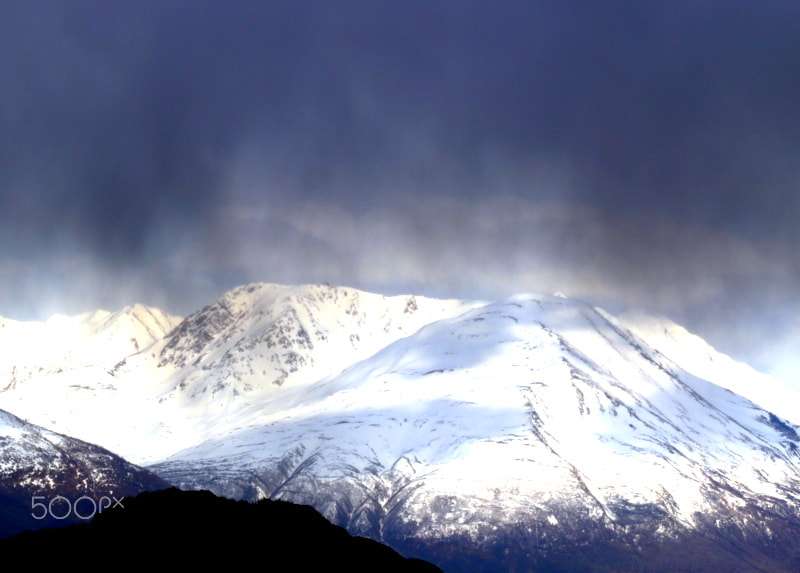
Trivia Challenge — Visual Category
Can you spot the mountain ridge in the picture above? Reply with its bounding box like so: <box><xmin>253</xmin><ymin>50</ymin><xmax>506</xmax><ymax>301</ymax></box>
<box><xmin>145</xmin><ymin>289</ymin><xmax>800</xmax><ymax>571</ymax></box>
<box><xmin>2</xmin><ymin>283</ymin><xmax>800</xmax><ymax>571</ymax></box>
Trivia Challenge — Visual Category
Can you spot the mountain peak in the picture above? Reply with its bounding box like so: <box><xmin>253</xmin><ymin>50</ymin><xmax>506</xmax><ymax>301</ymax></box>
<box><xmin>155</xmin><ymin>282</ymin><xmax>479</xmax><ymax>402</ymax></box>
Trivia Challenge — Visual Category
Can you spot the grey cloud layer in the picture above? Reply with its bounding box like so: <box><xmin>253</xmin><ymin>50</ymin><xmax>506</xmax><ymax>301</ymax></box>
<box><xmin>1</xmin><ymin>1</ymin><xmax>798</xmax><ymax>383</ymax></box>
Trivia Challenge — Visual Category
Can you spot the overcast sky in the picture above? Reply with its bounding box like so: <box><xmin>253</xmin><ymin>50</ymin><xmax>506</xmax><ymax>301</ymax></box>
<box><xmin>1</xmin><ymin>1</ymin><xmax>798</xmax><ymax>386</ymax></box>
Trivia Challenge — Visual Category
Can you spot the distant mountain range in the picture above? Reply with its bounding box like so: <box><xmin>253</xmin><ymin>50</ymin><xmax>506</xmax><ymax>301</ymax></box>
<box><xmin>2</xmin><ymin>283</ymin><xmax>800</xmax><ymax>571</ymax></box>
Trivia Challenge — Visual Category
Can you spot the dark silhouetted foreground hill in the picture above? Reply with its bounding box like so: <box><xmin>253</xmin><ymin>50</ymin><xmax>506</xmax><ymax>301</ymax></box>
<box><xmin>0</xmin><ymin>488</ymin><xmax>442</xmax><ymax>571</ymax></box>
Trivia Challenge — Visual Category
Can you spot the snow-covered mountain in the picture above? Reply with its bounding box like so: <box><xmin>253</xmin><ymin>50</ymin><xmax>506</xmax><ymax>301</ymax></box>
<box><xmin>0</xmin><ymin>407</ymin><xmax>168</xmax><ymax>539</ymax></box>
<box><xmin>150</xmin><ymin>292</ymin><xmax>800</xmax><ymax>571</ymax></box>
<box><xmin>0</xmin><ymin>284</ymin><xmax>477</xmax><ymax>462</ymax></box>
<box><xmin>3</xmin><ymin>284</ymin><xmax>800</xmax><ymax>570</ymax></box>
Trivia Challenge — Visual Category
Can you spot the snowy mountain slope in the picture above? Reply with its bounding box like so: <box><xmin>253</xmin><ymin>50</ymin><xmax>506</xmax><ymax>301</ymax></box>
<box><xmin>0</xmin><ymin>305</ymin><xmax>183</xmax><ymax>462</ymax></box>
<box><xmin>0</xmin><ymin>304</ymin><xmax>180</xmax><ymax>391</ymax></box>
<box><xmin>619</xmin><ymin>310</ymin><xmax>800</xmax><ymax>426</ymax></box>
<box><xmin>151</xmin><ymin>294</ymin><xmax>800</xmax><ymax>571</ymax></box>
<box><xmin>0</xmin><ymin>284</ymin><xmax>479</xmax><ymax>463</ymax></box>
<box><xmin>0</xmin><ymin>407</ymin><xmax>168</xmax><ymax>539</ymax></box>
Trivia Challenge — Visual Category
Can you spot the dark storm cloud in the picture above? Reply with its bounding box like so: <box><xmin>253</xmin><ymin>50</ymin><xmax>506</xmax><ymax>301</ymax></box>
<box><xmin>1</xmin><ymin>1</ymin><xmax>799</xmax><ymax>382</ymax></box>
<box><xmin>4</xmin><ymin>1</ymin><xmax>800</xmax><ymax>224</ymax></box>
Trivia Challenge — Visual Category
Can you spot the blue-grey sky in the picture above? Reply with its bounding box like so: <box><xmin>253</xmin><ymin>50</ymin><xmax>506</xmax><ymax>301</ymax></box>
<box><xmin>1</xmin><ymin>1</ymin><xmax>798</xmax><ymax>385</ymax></box>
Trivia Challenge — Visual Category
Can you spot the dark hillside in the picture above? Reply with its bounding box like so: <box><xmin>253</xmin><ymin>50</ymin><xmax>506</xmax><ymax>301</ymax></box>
<box><xmin>0</xmin><ymin>487</ymin><xmax>442</xmax><ymax>572</ymax></box>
